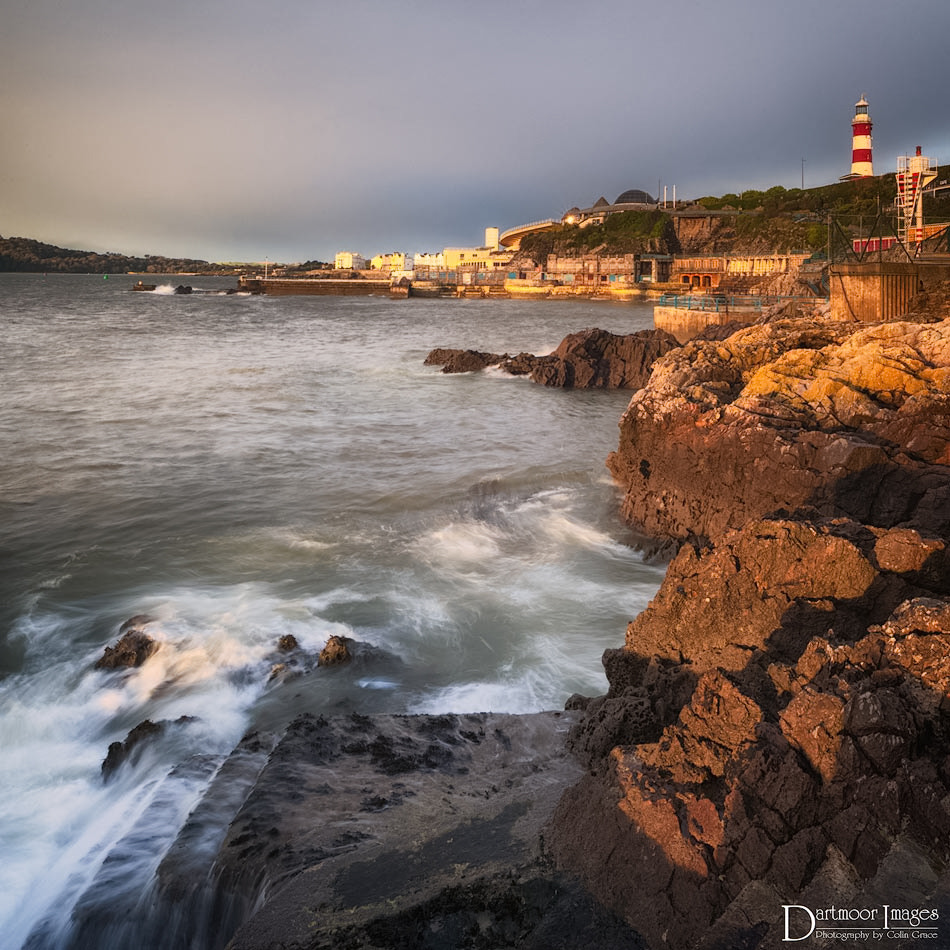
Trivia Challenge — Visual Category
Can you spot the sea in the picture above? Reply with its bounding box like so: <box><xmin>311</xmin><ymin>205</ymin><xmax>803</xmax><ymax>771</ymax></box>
<box><xmin>0</xmin><ymin>273</ymin><xmax>667</xmax><ymax>949</ymax></box>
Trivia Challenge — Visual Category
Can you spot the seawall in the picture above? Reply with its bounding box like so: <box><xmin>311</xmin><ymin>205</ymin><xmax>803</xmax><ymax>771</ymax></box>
<box><xmin>239</xmin><ymin>276</ymin><xmax>397</xmax><ymax>296</ymax></box>
<box><xmin>653</xmin><ymin>302</ymin><xmax>759</xmax><ymax>342</ymax></box>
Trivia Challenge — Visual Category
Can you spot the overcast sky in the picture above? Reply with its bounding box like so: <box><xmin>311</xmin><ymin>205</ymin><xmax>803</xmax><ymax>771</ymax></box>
<box><xmin>2</xmin><ymin>0</ymin><xmax>949</xmax><ymax>263</ymax></box>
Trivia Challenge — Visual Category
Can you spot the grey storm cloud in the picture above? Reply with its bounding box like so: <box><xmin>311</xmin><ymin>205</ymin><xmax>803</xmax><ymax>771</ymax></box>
<box><xmin>2</xmin><ymin>0</ymin><xmax>949</xmax><ymax>262</ymax></box>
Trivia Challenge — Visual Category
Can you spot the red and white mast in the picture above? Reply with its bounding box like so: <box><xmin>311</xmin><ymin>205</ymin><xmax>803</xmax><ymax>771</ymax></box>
<box><xmin>897</xmin><ymin>146</ymin><xmax>938</xmax><ymax>248</ymax></box>
<box><xmin>849</xmin><ymin>95</ymin><xmax>873</xmax><ymax>178</ymax></box>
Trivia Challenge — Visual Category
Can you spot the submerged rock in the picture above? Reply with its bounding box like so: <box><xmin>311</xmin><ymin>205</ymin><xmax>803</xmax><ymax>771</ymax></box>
<box><xmin>424</xmin><ymin>347</ymin><xmax>507</xmax><ymax>373</ymax></box>
<box><xmin>101</xmin><ymin>716</ymin><xmax>196</xmax><ymax>780</ymax></box>
<box><xmin>94</xmin><ymin>617</ymin><xmax>159</xmax><ymax>669</ymax></box>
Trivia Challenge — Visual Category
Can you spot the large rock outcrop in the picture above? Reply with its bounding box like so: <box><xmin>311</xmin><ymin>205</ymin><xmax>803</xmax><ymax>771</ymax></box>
<box><xmin>607</xmin><ymin>318</ymin><xmax>950</xmax><ymax>544</ymax></box>
<box><xmin>553</xmin><ymin>316</ymin><xmax>950</xmax><ymax>949</ymax></box>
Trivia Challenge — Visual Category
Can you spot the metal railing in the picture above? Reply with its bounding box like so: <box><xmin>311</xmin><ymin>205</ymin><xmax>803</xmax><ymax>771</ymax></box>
<box><xmin>656</xmin><ymin>293</ymin><xmax>827</xmax><ymax>312</ymax></box>
<box><xmin>498</xmin><ymin>219</ymin><xmax>559</xmax><ymax>244</ymax></box>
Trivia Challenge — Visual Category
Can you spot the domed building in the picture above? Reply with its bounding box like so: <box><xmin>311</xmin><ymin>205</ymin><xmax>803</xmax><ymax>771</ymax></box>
<box><xmin>561</xmin><ymin>189</ymin><xmax>657</xmax><ymax>228</ymax></box>
<box><xmin>614</xmin><ymin>188</ymin><xmax>654</xmax><ymax>205</ymax></box>
<box><xmin>499</xmin><ymin>188</ymin><xmax>660</xmax><ymax>250</ymax></box>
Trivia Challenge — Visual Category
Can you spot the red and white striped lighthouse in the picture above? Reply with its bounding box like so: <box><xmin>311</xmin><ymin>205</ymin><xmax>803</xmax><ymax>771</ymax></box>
<box><xmin>849</xmin><ymin>95</ymin><xmax>873</xmax><ymax>178</ymax></box>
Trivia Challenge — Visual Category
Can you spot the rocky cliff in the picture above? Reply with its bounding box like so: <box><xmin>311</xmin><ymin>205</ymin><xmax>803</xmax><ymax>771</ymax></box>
<box><xmin>606</xmin><ymin>319</ymin><xmax>950</xmax><ymax>546</ymax></box>
<box><xmin>552</xmin><ymin>316</ymin><xmax>950</xmax><ymax>948</ymax></box>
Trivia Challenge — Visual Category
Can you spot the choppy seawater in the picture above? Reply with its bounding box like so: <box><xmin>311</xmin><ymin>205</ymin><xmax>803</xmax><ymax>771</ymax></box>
<box><xmin>0</xmin><ymin>273</ymin><xmax>666</xmax><ymax>948</ymax></box>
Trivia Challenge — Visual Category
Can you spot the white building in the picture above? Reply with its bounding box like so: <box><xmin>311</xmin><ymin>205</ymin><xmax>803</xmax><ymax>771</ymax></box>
<box><xmin>334</xmin><ymin>251</ymin><xmax>368</xmax><ymax>270</ymax></box>
<box><xmin>413</xmin><ymin>252</ymin><xmax>445</xmax><ymax>270</ymax></box>
<box><xmin>370</xmin><ymin>252</ymin><xmax>410</xmax><ymax>272</ymax></box>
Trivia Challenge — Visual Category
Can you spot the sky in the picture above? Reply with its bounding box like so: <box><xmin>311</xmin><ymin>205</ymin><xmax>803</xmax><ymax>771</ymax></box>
<box><xmin>2</xmin><ymin>0</ymin><xmax>950</xmax><ymax>264</ymax></box>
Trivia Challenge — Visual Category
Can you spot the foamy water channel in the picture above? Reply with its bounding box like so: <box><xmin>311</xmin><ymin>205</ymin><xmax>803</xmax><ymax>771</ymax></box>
<box><xmin>0</xmin><ymin>274</ymin><xmax>666</xmax><ymax>947</ymax></box>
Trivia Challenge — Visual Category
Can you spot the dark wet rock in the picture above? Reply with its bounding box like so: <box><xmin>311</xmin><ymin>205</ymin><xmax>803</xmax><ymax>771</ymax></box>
<box><xmin>503</xmin><ymin>327</ymin><xmax>680</xmax><ymax>389</ymax></box>
<box><xmin>136</xmin><ymin>712</ymin><xmax>629</xmax><ymax>949</ymax></box>
<box><xmin>101</xmin><ymin>716</ymin><xmax>196</xmax><ymax>780</ymax></box>
<box><xmin>94</xmin><ymin>619</ymin><xmax>159</xmax><ymax>669</ymax></box>
<box><xmin>101</xmin><ymin>720</ymin><xmax>165</xmax><ymax>778</ymax></box>
<box><xmin>426</xmin><ymin>328</ymin><xmax>679</xmax><ymax>389</ymax></box>
<box><xmin>424</xmin><ymin>347</ymin><xmax>507</xmax><ymax>373</ymax></box>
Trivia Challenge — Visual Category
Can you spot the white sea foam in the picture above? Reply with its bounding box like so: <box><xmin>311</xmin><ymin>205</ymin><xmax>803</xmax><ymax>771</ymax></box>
<box><xmin>0</xmin><ymin>582</ymin><xmax>375</xmax><ymax>943</ymax></box>
<box><xmin>416</xmin><ymin>521</ymin><xmax>502</xmax><ymax>566</ymax></box>
<box><xmin>482</xmin><ymin>364</ymin><xmax>531</xmax><ymax>381</ymax></box>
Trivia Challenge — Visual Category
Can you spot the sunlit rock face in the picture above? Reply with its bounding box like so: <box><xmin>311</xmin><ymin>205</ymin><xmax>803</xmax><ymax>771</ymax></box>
<box><xmin>607</xmin><ymin>319</ymin><xmax>950</xmax><ymax>545</ymax></box>
<box><xmin>552</xmin><ymin>518</ymin><xmax>950</xmax><ymax>950</ymax></box>
<box><xmin>553</xmin><ymin>317</ymin><xmax>950</xmax><ymax>949</ymax></box>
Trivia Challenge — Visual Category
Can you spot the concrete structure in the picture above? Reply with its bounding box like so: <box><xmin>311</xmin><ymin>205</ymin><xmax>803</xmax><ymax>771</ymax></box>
<box><xmin>654</xmin><ymin>302</ymin><xmax>760</xmax><ymax>343</ymax></box>
<box><xmin>828</xmin><ymin>262</ymin><xmax>920</xmax><ymax>321</ymax></box>
<box><xmin>240</xmin><ymin>276</ymin><xmax>394</xmax><ymax>296</ymax></box>
<box><xmin>334</xmin><ymin>251</ymin><xmax>368</xmax><ymax>270</ymax></box>
<box><xmin>498</xmin><ymin>219</ymin><xmax>559</xmax><ymax>250</ymax></box>
<box><xmin>542</xmin><ymin>252</ymin><xmax>671</xmax><ymax>285</ymax></box>
<box><xmin>672</xmin><ymin>254</ymin><xmax>811</xmax><ymax>289</ymax></box>
<box><xmin>843</xmin><ymin>95</ymin><xmax>873</xmax><ymax>179</ymax></box>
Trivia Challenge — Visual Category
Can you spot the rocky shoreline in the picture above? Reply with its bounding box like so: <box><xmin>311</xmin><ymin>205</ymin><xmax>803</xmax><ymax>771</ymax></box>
<box><xmin>550</xmin><ymin>314</ymin><xmax>950</xmax><ymax>948</ymax></box>
<box><xmin>87</xmin><ymin>312</ymin><xmax>950</xmax><ymax>948</ymax></box>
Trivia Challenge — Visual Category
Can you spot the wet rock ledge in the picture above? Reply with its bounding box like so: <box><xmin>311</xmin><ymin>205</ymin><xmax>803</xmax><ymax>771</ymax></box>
<box><xmin>156</xmin><ymin>712</ymin><xmax>645</xmax><ymax>950</ymax></box>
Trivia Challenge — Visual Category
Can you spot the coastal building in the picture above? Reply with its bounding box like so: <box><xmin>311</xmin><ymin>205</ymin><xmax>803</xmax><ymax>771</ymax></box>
<box><xmin>442</xmin><ymin>228</ymin><xmax>514</xmax><ymax>277</ymax></box>
<box><xmin>671</xmin><ymin>253</ymin><xmax>811</xmax><ymax>289</ymax></box>
<box><xmin>842</xmin><ymin>95</ymin><xmax>873</xmax><ymax>179</ymax></box>
<box><xmin>369</xmin><ymin>252</ymin><xmax>410</xmax><ymax>272</ymax></box>
<box><xmin>542</xmin><ymin>252</ymin><xmax>672</xmax><ymax>285</ymax></box>
<box><xmin>334</xmin><ymin>251</ymin><xmax>368</xmax><ymax>270</ymax></box>
<box><xmin>413</xmin><ymin>252</ymin><xmax>444</xmax><ymax>270</ymax></box>
<box><xmin>498</xmin><ymin>190</ymin><xmax>657</xmax><ymax>250</ymax></box>
<box><xmin>561</xmin><ymin>189</ymin><xmax>657</xmax><ymax>229</ymax></box>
